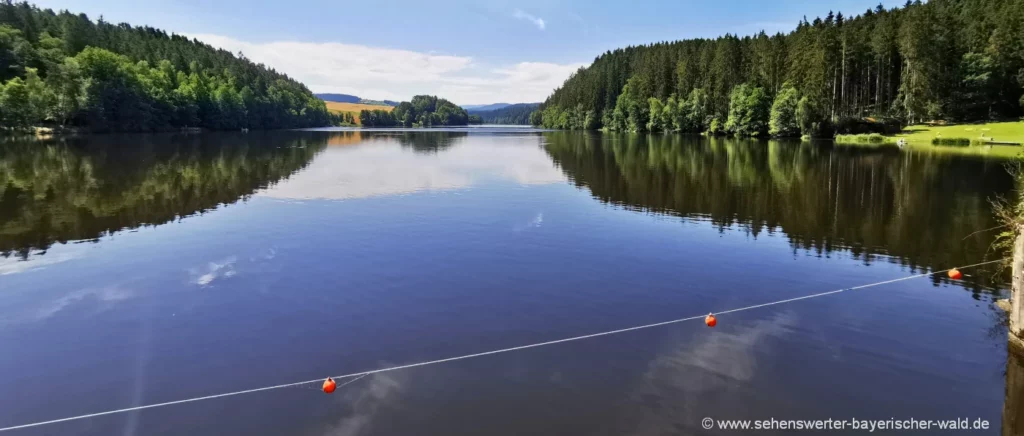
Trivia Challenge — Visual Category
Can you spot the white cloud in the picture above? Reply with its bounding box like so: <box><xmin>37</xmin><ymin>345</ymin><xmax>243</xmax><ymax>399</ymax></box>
<box><xmin>434</xmin><ymin>61</ymin><xmax>585</xmax><ymax>105</ymax></box>
<box><xmin>320</xmin><ymin>372</ymin><xmax>405</xmax><ymax>436</ymax></box>
<box><xmin>513</xmin><ymin>9</ymin><xmax>546</xmax><ymax>30</ymax></box>
<box><xmin>191</xmin><ymin>256</ymin><xmax>237</xmax><ymax>286</ymax></box>
<box><xmin>623</xmin><ymin>313</ymin><xmax>798</xmax><ymax>433</ymax></box>
<box><xmin>35</xmin><ymin>286</ymin><xmax>133</xmax><ymax>320</ymax></box>
<box><xmin>0</xmin><ymin>284</ymin><xmax>133</xmax><ymax>327</ymax></box>
<box><xmin>187</xmin><ymin>34</ymin><xmax>582</xmax><ymax>104</ymax></box>
<box><xmin>514</xmin><ymin>212</ymin><xmax>545</xmax><ymax>231</ymax></box>
<box><xmin>0</xmin><ymin>253</ymin><xmax>77</xmax><ymax>276</ymax></box>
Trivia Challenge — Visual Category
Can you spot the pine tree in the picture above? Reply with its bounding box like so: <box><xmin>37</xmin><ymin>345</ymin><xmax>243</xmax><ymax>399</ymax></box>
<box><xmin>532</xmin><ymin>0</ymin><xmax>1024</xmax><ymax>131</ymax></box>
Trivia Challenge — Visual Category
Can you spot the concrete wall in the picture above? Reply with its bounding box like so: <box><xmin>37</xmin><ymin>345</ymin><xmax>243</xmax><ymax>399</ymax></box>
<box><xmin>1003</xmin><ymin>343</ymin><xmax>1024</xmax><ymax>436</ymax></box>
<box><xmin>1013</xmin><ymin>228</ymin><xmax>1024</xmax><ymax>343</ymax></box>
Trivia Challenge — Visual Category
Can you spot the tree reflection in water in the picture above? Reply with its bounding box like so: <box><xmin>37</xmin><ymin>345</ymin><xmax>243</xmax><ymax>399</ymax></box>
<box><xmin>543</xmin><ymin>132</ymin><xmax>1014</xmax><ymax>295</ymax></box>
<box><xmin>0</xmin><ymin>132</ymin><xmax>329</xmax><ymax>259</ymax></box>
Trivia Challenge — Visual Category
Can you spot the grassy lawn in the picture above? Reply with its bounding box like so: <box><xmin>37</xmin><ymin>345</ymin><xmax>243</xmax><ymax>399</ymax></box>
<box><xmin>896</xmin><ymin>121</ymin><xmax>1024</xmax><ymax>145</ymax></box>
<box><xmin>837</xmin><ymin>140</ymin><xmax>1023</xmax><ymax>158</ymax></box>
<box><xmin>829</xmin><ymin>121</ymin><xmax>1024</xmax><ymax>159</ymax></box>
<box><xmin>832</xmin><ymin>120</ymin><xmax>1024</xmax><ymax>159</ymax></box>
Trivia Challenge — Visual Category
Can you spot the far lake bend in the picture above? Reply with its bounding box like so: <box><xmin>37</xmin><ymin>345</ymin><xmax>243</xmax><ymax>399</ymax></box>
<box><xmin>1</xmin><ymin>127</ymin><xmax>1020</xmax><ymax>435</ymax></box>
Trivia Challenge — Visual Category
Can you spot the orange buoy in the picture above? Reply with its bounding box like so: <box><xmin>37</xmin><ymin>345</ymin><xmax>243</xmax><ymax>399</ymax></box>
<box><xmin>322</xmin><ymin>377</ymin><xmax>336</xmax><ymax>394</ymax></box>
<box><xmin>948</xmin><ymin>268</ymin><xmax>963</xmax><ymax>280</ymax></box>
<box><xmin>705</xmin><ymin>313</ymin><xmax>717</xmax><ymax>328</ymax></box>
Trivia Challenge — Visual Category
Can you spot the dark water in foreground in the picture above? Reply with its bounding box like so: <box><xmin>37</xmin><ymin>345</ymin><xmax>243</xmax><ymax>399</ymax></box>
<box><xmin>0</xmin><ymin>128</ymin><xmax>1020</xmax><ymax>435</ymax></box>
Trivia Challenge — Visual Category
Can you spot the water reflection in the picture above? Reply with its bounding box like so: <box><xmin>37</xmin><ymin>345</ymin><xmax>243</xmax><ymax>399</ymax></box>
<box><xmin>1</xmin><ymin>130</ymin><xmax>1015</xmax><ymax>295</ymax></box>
<box><xmin>259</xmin><ymin>131</ymin><xmax>565</xmax><ymax>201</ymax></box>
<box><xmin>0</xmin><ymin>129</ymin><xmax>1017</xmax><ymax>435</ymax></box>
<box><xmin>625</xmin><ymin>312</ymin><xmax>798</xmax><ymax>434</ymax></box>
<box><xmin>543</xmin><ymin>132</ymin><xmax>1013</xmax><ymax>294</ymax></box>
<box><xmin>0</xmin><ymin>130</ymin><xmax>570</xmax><ymax>262</ymax></box>
<box><xmin>0</xmin><ymin>132</ymin><xmax>327</xmax><ymax>259</ymax></box>
<box><xmin>395</xmin><ymin>131</ymin><xmax>465</xmax><ymax>154</ymax></box>
<box><xmin>326</xmin><ymin>130</ymin><xmax>466</xmax><ymax>154</ymax></box>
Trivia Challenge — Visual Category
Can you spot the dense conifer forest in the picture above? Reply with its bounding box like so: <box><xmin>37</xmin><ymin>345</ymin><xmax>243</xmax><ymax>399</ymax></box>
<box><xmin>469</xmin><ymin>103</ymin><xmax>539</xmax><ymax>125</ymax></box>
<box><xmin>533</xmin><ymin>0</ymin><xmax>1024</xmax><ymax>137</ymax></box>
<box><xmin>0</xmin><ymin>1</ymin><xmax>338</xmax><ymax>132</ymax></box>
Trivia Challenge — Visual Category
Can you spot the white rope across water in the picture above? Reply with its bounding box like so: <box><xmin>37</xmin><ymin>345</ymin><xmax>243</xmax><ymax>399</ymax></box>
<box><xmin>0</xmin><ymin>258</ymin><xmax>1006</xmax><ymax>433</ymax></box>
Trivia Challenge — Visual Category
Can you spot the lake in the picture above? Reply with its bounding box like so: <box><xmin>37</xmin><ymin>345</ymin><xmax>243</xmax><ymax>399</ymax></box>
<box><xmin>0</xmin><ymin>127</ymin><xmax>1020</xmax><ymax>435</ymax></box>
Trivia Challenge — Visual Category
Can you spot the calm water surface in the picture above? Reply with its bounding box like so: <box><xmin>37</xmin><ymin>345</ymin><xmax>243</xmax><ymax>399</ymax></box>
<box><xmin>0</xmin><ymin>128</ymin><xmax>1020</xmax><ymax>435</ymax></box>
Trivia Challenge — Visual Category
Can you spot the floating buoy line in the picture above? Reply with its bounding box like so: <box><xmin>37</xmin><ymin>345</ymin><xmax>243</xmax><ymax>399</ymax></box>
<box><xmin>322</xmin><ymin>377</ymin><xmax>336</xmax><ymax>394</ymax></box>
<box><xmin>0</xmin><ymin>258</ymin><xmax>1005</xmax><ymax>433</ymax></box>
<box><xmin>705</xmin><ymin>313</ymin><xmax>717</xmax><ymax>327</ymax></box>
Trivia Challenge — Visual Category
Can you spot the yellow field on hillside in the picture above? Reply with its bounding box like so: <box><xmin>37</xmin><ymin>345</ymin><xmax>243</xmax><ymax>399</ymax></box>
<box><xmin>324</xmin><ymin>101</ymin><xmax>393</xmax><ymax>124</ymax></box>
<box><xmin>324</xmin><ymin>101</ymin><xmax>394</xmax><ymax>113</ymax></box>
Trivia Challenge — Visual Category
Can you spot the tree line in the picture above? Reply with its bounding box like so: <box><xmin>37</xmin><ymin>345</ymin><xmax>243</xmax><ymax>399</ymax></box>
<box><xmin>533</xmin><ymin>0</ymin><xmax>1024</xmax><ymax>137</ymax></box>
<box><xmin>360</xmin><ymin>95</ymin><xmax>469</xmax><ymax>127</ymax></box>
<box><xmin>337</xmin><ymin>112</ymin><xmax>356</xmax><ymax>125</ymax></box>
<box><xmin>0</xmin><ymin>1</ymin><xmax>340</xmax><ymax>132</ymax></box>
<box><xmin>470</xmin><ymin>103</ymin><xmax>539</xmax><ymax>125</ymax></box>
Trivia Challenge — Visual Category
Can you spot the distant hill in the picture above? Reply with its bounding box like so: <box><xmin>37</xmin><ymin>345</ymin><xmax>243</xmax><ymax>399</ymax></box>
<box><xmin>359</xmin><ymin>99</ymin><xmax>399</xmax><ymax>107</ymax></box>
<box><xmin>316</xmin><ymin>94</ymin><xmax>398</xmax><ymax>107</ymax></box>
<box><xmin>463</xmin><ymin>103</ymin><xmax>512</xmax><ymax>111</ymax></box>
<box><xmin>316</xmin><ymin>93</ymin><xmax>361</xmax><ymax>103</ymax></box>
<box><xmin>468</xmin><ymin>103</ymin><xmax>540</xmax><ymax>125</ymax></box>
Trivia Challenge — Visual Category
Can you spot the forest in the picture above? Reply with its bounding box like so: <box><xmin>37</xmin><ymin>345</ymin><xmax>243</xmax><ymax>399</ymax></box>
<box><xmin>469</xmin><ymin>103</ymin><xmax>539</xmax><ymax>125</ymax></box>
<box><xmin>359</xmin><ymin>95</ymin><xmax>470</xmax><ymax>127</ymax></box>
<box><xmin>533</xmin><ymin>0</ymin><xmax>1024</xmax><ymax>137</ymax></box>
<box><xmin>0</xmin><ymin>1</ymin><xmax>339</xmax><ymax>132</ymax></box>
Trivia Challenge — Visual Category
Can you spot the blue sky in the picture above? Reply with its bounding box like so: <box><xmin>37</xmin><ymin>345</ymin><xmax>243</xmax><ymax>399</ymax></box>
<box><xmin>32</xmin><ymin>0</ymin><xmax>900</xmax><ymax>104</ymax></box>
